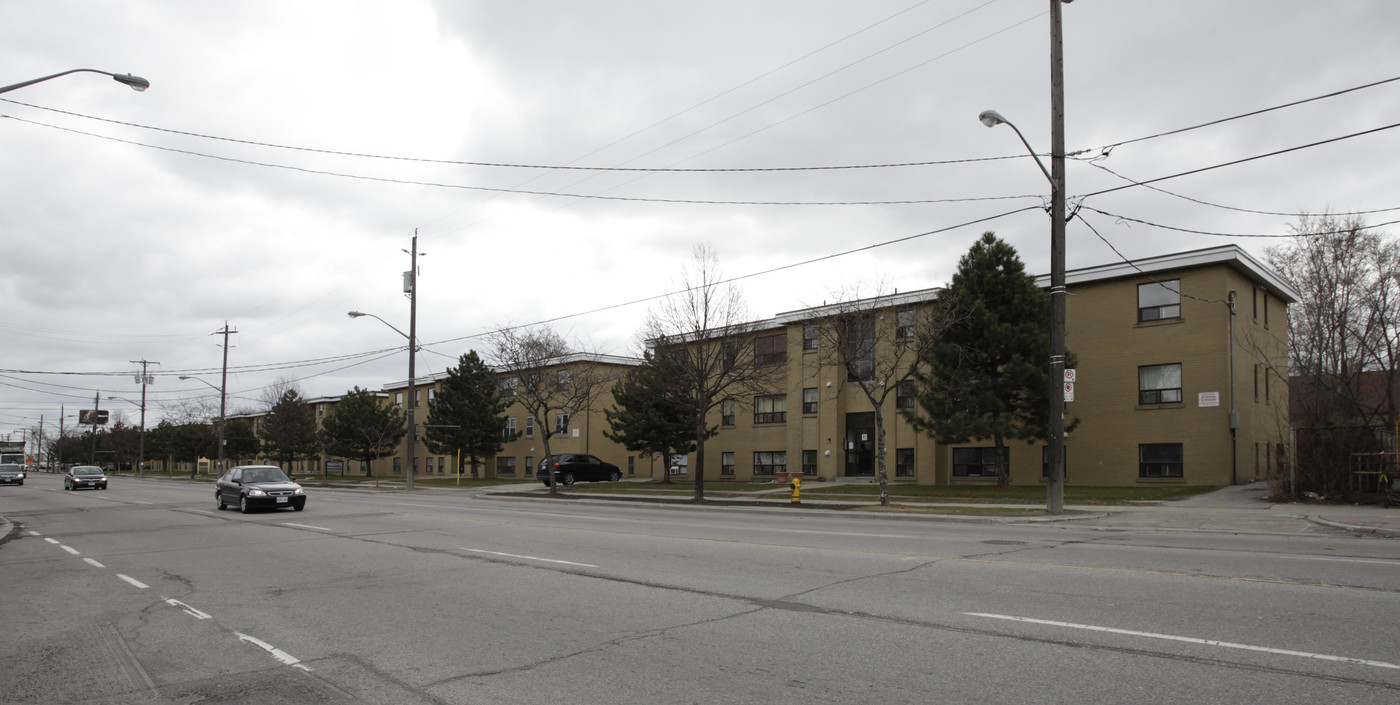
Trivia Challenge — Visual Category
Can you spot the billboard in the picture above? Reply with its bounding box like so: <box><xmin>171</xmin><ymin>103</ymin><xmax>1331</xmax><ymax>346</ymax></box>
<box><xmin>78</xmin><ymin>409</ymin><xmax>110</xmax><ymax>425</ymax></box>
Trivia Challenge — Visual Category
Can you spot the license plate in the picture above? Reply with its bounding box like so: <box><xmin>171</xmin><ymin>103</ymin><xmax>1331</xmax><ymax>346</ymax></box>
<box><xmin>276</xmin><ymin>496</ymin><xmax>288</xmax><ymax>503</ymax></box>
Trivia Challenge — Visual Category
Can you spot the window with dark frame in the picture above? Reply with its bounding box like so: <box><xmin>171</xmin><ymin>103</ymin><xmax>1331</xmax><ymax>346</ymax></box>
<box><xmin>753</xmin><ymin>451</ymin><xmax>787</xmax><ymax>475</ymax></box>
<box><xmin>499</xmin><ymin>377</ymin><xmax>517</xmax><ymax>397</ymax></box>
<box><xmin>721</xmin><ymin>452</ymin><xmax>735</xmax><ymax>476</ymax></box>
<box><xmin>525</xmin><ymin>415</ymin><xmax>534</xmax><ymax>438</ymax></box>
<box><xmin>754</xmin><ymin>394</ymin><xmax>786</xmax><ymax>424</ymax></box>
<box><xmin>1139</xmin><ymin>443</ymin><xmax>1183</xmax><ymax>478</ymax></box>
<box><xmin>501</xmin><ymin>416</ymin><xmax>516</xmax><ymax>440</ymax></box>
<box><xmin>557</xmin><ymin>369</ymin><xmax>570</xmax><ymax>390</ymax></box>
<box><xmin>755</xmin><ymin>333</ymin><xmax>787</xmax><ymax>366</ymax></box>
<box><xmin>721</xmin><ymin>399</ymin><xmax>735</xmax><ymax>426</ymax></box>
<box><xmin>896</xmin><ymin>448</ymin><xmax>914</xmax><ymax>477</ymax></box>
<box><xmin>896</xmin><ymin>380</ymin><xmax>915</xmax><ymax>409</ymax></box>
<box><xmin>1139</xmin><ymin>363</ymin><xmax>1183</xmax><ymax>405</ymax></box>
<box><xmin>1138</xmin><ymin>280</ymin><xmax>1181</xmax><ymax>322</ymax></box>
<box><xmin>802</xmin><ymin>387</ymin><xmax>818</xmax><ymax>414</ymax></box>
<box><xmin>554</xmin><ymin>413</ymin><xmax>569</xmax><ymax>435</ymax></box>
<box><xmin>802</xmin><ymin>449</ymin><xmax>817</xmax><ymax>475</ymax></box>
<box><xmin>803</xmin><ymin>324</ymin><xmax>819</xmax><ymax>350</ymax></box>
<box><xmin>496</xmin><ymin>456</ymin><xmax>516</xmax><ymax>475</ymax></box>
<box><xmin>952</xmin><ymin>447</ymin><xmax>1007</xmax><ymax>477</ymax></box>
<box><xmin>896</xmin><ymin>310</ymin><xmax>916</xmax><ymax>339</ymax></box>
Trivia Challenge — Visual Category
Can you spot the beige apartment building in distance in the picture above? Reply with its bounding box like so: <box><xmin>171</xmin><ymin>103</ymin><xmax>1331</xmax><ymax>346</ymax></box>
<box><xmin>229</xmin><ymin>245</ymin><xmax>1295</xmax><ymax>488</ymax></box>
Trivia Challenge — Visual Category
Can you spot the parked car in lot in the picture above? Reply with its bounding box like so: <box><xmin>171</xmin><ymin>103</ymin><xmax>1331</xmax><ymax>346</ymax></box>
<box><xmin>64</xmin><ymin>466</ymin><xmax>107</xmax><ymax>490</ymax></box>
<box><xmin>0</xmin><ymin>463</ymin><xmax>25</xmax><ymax>486</ymax></box>
<box><xmin>215</xmin><ymin>465</ymin><xmax>305</xmax><ymax>513</ymax></box>
<box><xmin>536</xmin><ymin>454</ymin><xmax>622</xmax><ymax>486</ymax></box>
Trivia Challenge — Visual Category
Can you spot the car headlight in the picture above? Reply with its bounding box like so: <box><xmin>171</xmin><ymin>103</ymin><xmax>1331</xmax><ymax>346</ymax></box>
<box><xmin>97</xmin><ymin>476</ymin><xmax>106</xmax><ymax>482</ymax></box>
<box><xmin>292</xmin><ymin>488</ymin><xmax>304</xmax><ymax>495</ymax></box>
<box><xmin>247</xmin><ymin>489</ymin><xmax>267</xmax><ymax>497</ymax></box>
<box><xmin>16</xmin><ymin>473</ymin><xmax>24</xmax><ymax>479</ymax></box>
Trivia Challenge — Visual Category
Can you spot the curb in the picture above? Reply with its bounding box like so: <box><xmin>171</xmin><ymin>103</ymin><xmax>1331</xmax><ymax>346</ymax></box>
<box><xmin>1308</xmin><ymin>516</ymin><xmax>1400</xmax><ymax>537</ymax></box>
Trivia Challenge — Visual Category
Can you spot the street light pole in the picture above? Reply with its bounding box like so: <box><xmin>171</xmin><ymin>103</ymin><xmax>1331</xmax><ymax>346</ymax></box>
<box><xmin>180</xmin><ymin>374</ymin><xmax>228</xmax><ymax>477</ymax></box>
<box><xmin>0</xmin><ymin>68</ymin><xmax>150</xmax><ymax>95</ymax></box>
<box><xmin>976</xmin><ymin>0</ymin><xmax>1070</xmax><ymax>515</ymax></box>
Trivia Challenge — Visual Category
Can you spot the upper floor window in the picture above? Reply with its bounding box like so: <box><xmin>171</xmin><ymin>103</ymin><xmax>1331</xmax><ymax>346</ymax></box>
<box><xmin>1139</xmin><ymin>363</ymin><xmax>1183</xmax><ymax>405</ymax></box>
<box><xmin>1138</xmin><ymin>280</ymin><xmax>1181</xmax><ymax>322</ymax></box>
<box><xmin>803</xmin><ymin>324</ymin><xmax>819</xmax><ymax>350</ymax></box>
<box><xmin>394</xmin><ymin>391</ymin><xmax>404</xmax><ymax>409</ymax></box>
<box><xmin>557</xmin><ymin>369</ymin><xmax>571</xmax><ymax>391</ymax></box>
<box><xmin>802</xmin><ymin>387</ymin><xmax>818</xmax><ymax>414</ymax></box>
<box><xmin>554</xmin><ymin>413</ymin><xmax>570</xmax><ymax>435</ymax></box>
<box><xmin>755</xmin><ymin>333</ymin><xmax>787</xmax><ymax>366</ymax></box>
<box><xmin>525</xmin><ymin>415</ymin><xmax>534</xmax><ymax>438</ymax></box>
<box><xmin>896</xmin><ymin>380</ymin><xmax>916</xmax><ymax>409</ymax></box>
<box><xmin>721</xmin><ymin>399</ymin><xmax>736</xmax><ymax>426</ymax></box>
<box><xmin>754</xmin><ymin>394</ymin><xmax>787</xmax><ymax>424</ymax></box>
<box><xmin>501</xmin><ymin>417</ymin><xmax>516</xmax><ymax>440</ymax></box>
<box><xmin>896</xmin><ymin>310</ymin><xmax>916</xmax><ymax>339</ymax></box>
<box><xmin>499</xmin><ymin>377</ymin><xmax>518</xmax><ymax>397</ymax></box>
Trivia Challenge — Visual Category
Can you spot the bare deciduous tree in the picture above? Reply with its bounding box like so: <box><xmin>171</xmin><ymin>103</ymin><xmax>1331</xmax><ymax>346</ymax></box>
<box><xmin>1267</xmin><ymin>214</ymin><xmax>1400</xmax><ymax>494</ymax></box>
<box><xmin>805</xmin><ymin>283</ymin><xmax>949</xmax><ymax>505</ymax></box>
<box><xmin>488</xmin><ymin>325</ymin><xmax>613</xmax><ymax>494</ymax></box>
<box><xmin>646</xmin><ymin>245</ymin><xmax>778</xmax><ymax>500</ymax></box>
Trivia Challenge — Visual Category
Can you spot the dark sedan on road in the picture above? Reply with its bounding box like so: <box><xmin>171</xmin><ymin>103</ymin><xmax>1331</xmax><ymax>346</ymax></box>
<box><xmin>64</xmin><ymin>466</ymin><xmax>107</xmax><ymax>490</ymax></box>
<box><xmin>215</xmin><ymin>465</ymin><xmax>306</xmax><ymax>513</ymax></box>
<box><xmin>536</xmin><ymin>454</ymin><xmax>622</xmax><ymax>486</ymax></box>
<box><xmin>0</xmin><ymin>463</ymin><xmax>24</xmax><ymax>486</ymax></box>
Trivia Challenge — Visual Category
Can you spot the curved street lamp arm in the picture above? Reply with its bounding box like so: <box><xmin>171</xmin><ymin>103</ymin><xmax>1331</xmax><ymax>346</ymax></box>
<box><xmin>0</xmin><ymin>69</ymin><xmax>150</xmax><ymax>95</ymax></box>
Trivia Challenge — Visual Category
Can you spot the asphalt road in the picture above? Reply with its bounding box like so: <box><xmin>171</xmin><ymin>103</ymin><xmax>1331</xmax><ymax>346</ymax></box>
<box><xmin>2</xmin><ymin>474</ymin><xmax>1397</xmax><ymax>704</ymax></box>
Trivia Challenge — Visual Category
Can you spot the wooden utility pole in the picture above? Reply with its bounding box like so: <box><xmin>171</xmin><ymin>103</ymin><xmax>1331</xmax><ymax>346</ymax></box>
<box><xmin>214</xmin><ymin>325</ymin><xmax>236</xmax><ymax>476</ymax></box>
<box><xmin>1046</xmin><ymin>0</ymin><xmax>1069</xmax><ymax>514</ymax></box>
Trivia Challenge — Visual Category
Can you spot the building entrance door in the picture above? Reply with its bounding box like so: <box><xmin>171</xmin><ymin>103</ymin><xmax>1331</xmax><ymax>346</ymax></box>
<box><xmin>845</xmin><ymin>412</ymin><xmax>875</xmax><ymax>476</ymax></box>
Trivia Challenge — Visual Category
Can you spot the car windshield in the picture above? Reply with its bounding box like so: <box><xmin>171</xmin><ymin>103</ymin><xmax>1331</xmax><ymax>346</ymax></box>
<box><xmin>0</xmin><ymin>465</ymin><xmax>20</xmax><ymax>473</ymax></box>
<box><xmin>245</xmin><ymin>468</ymin><xmax>290</xmax><ymax>483</ymax></box>
<box><xmin>74</xmin><ymin>467</ymin><xmax>102</xmax><ymax>476</ymax></box>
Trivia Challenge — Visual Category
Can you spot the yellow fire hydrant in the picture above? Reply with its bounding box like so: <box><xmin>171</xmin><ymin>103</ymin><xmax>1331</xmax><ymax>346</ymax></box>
<box><xmin>790</xmin><ymin>476</ymin><xmax>801</xmax><ymax>504</ymax></box>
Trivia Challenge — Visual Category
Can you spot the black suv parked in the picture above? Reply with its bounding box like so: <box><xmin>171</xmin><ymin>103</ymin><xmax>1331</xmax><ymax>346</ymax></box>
<box><xmin>536</xmin><ymin>454</ymin><xmax>622</xmax><ymax>486</ymax></box>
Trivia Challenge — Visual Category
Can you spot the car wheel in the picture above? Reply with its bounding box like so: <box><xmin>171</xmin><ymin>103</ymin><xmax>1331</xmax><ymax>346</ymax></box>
<box><xmin>216</xmin><ymin>492</ymin><xmax>226</xmax><ymax>511</ymax></box>
<box><xmin>608</xmin><ymin>470</ymin><xmax>621</xmax><ymax>482</ymax></box>
<box><xmin>239</xmin><ymin>495</ymin><xmax>251</xmax><ymax>514</ymax></box>
<box><xmin>64</xmin><ymin>482</ymin><xmax>70</xmax><ymax>490</ymax></box>
<box><xmin>561</xmin><ymin>472</ymin><xmax>576</xmax><ymax>485</ymax></box>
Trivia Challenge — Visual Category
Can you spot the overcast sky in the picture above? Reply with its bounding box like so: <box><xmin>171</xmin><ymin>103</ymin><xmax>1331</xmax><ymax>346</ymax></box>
<box><xmin>3</xmin><ymin>0</ymin><xmax>1398</xmax><ymax>439</ymax></box>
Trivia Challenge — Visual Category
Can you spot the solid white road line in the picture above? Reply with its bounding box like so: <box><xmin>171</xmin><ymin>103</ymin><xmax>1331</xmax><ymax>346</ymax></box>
<box><xmin>280</xmin><ymin>522</ymin><xmax>333</xmax><ymax>532</ymax></box>
<box><xmin>965</xmin><ymin>613</ymin><xmax>1400</xmax><ymax>671</ymax></box>
<box><xmin>462</xmin><ymin>548</ymin><xmax>598</xmax><ymax>568</ymax></box>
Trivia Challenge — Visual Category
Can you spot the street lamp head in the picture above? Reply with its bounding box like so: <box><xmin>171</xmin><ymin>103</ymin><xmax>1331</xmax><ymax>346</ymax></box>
<box><xmin>348</xmin><ymin>311</ymin><xmax>366</xmax><ymax>318</ymax></box>
<box><xmin>112</xmin><ymin>73</ymin><xmax>150</xmax><ymax>92</ymax></box>
<box><xmin>978</xmin><ymin>109</ymin><xmax>1008</xmax><ymax>128</ymax></box>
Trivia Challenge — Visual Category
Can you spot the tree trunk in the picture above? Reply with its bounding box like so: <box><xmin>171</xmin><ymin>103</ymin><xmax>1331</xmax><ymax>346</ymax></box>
<box><xmin>875</xmin><ymin>408</ymin><xmax>890</xmax><ymax>506</ymax></box>
<box><xmin>994</xmin><ymin>434</ymin><xmax>1009</xmax><ymax>488</ymax></box>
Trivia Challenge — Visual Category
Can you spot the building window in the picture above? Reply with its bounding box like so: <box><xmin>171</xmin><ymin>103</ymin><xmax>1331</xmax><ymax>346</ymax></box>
<box><xmin>1041</xmin><ymin>445</ymin><xmax>1067</xmax><ymax>478</ymax></box>
<box><xmin>896</xmin><ymin>448</ymin><xmax>914</xmax><ymax>477</ymax></box>
<box><xmin>502</xmin><ymin>417</ymin><xmax>516</xmax><ymax>440</ymax></box>
<box><xmin>803</xmin><ymin>324</ymin><xmax>819</xmax><ymax>350</ymax></box>
<box><xmin>438</xmin><ymin>457</ymin><xmax>445</xmax><ymax>474</ymax></box>
<box><xmin>843</xmin><ymin>317</ymin><xmax>876</xmax><ymax>382</ymax></box>
<box><xmin>1264</xmin><ymin>369</ymin><xmax>1270</xmax><ymax>403</ymax></box>
<box><xmin>721</xmin><ymin>452</ymin><xmax>735</xmax><ymax>476</ymax></box>
<box><xmin>802</xmin><ymin>449</ymin><xmax>817</xmax><ymax>475</ymax></box>
<box><xmin>394</xmin><ymin>392</ymin><xmax>404</xmax><ymax>409</ymax></box>
<box><xmin>802</xmin><ymin>387</ymin><xmax>818</xmax><ymax>414</ymax></box>
<box><xmin>1139</xmin><ymin>363</ymin><xmax>1183</xmax><ymax>405</ymax></box>
<box><xmin>557</xmin><ymin>369</ymin><xmax>570</xmax><ymax>391</ymax></box>
<box><xmin>896</xmin><ymin>310</ymin><xmax>916</xmax><ymax>339</ymax></box>
<box><xmin>1138</xmin><ymin>280</ymin><xmax>1181</xmax><ymax>322</ymax></box>
<box><xmin>722</xmin><ymin>342</ymin><xmax>738</xmax><ymax>371</ymax></box>
<box><xmin>755</xmin><ymin>333</ymin><xmax>787</xmax><ymax>366</ymax></box>
<box><xmin>896</xmin><ymin>380</ymin><xmax>915</xmax><ymax>409</ymax></box>
<box><xmin>554</xmin><ymin>413</ymin><xmax>569</xmax><ymax>435</ymax></box>
<box><xmin>952</xmin><ymin>447</ymin><xmax>1007</xmax><ymax>477</ymax></box>
<box><xmin>393</xmin><ymin>457</ymin><xmax>401</xmax><ymax>474</ymax></box>
<box><xmin>414</xmin><ymin>390</ymin><xmax>422</xmax><ymax>408</ymax></box>
<box><xmin>1139</xmin><ymin>443</ymin><xmax>1183</xmax><ymax>478</ymax></box>
<box><xmin>496</xmin><ymin>456</ymin><xmax>516</xmax><ymax>475</ymax></box>
<box><xmin>753</xmin><ymin>451</ymin><xmax>786</xmax><ymax>475</ymax></box>
<box><xmin>721</xmin><ymin>399</ymin><xmax>736</xmax><ymax>426</ymax></box>
<box><xmin>1253</xmin><ymin>364</ymin><xmax>1259</xmax><ymax>402</ymax></box>
<box><xmin>524</xmin><ymin>456</ymin><xmax>533</xmax><ymax>475</ymax></box>
<box><xmin>1263</xmin><ymin>290</ymin><xmax>1269</xmax><ymax>328</ymax></box>
<box><xmin>754</xmin><ymin>394</ymin><xmax>787</xmax><ymax>424</ymax></box>
<box><xmin>499</xmin><ymin>377</ymin><xmax>517</xmax><ymax>397</ymax></box>
<box><xmin>669</xmin><ymin>454</ymin><xmax>688</xmax><ymax>475</ymax></box>
<box><xmin>525</xmin><ymin>415</ymin><xmax>534</xmax><ymax>438</ymax></box>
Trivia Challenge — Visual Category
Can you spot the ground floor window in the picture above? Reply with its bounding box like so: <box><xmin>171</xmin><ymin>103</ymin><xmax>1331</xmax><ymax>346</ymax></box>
<box><xmin>952</xmin><ymin>446</ymin><xmax>1007</xmax><ymax>477</ymax></box>
<box><xmin>754</xmin><ymin>451</ymin><xmax>786</xmax><ymax>475</ymax></box>
<box><xmin>1139</xmin><ymin>443</ymin><xmax>1183</xmax><ymax>478</ymax></box>
<box><xmin>896</xmin><ymin>448</ymin><xmax>914</xmax><ymax>477</ymax></box>
<box><xmin>393</xmin><ymin>457</ymin><xmax>401</xmax><ymax>474</ymax></box>
<box><xmin>721</xmin><ymin>452</ymin><xmax>735</xmax><ymax>476</ymax></box>
<box><xmin>802</xmin><ymin>449</ymin><xmax>817</xmax><ymax>475</ymax></box>
<box><xmin>496</xmin><ymin>456</ymin><xmax>516</xmax><ymax>475</ymax></box>
<box><xmin>670</xmin><ymin>454</ymin><xmax>688</xmax><ymax>475</ymax></box>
